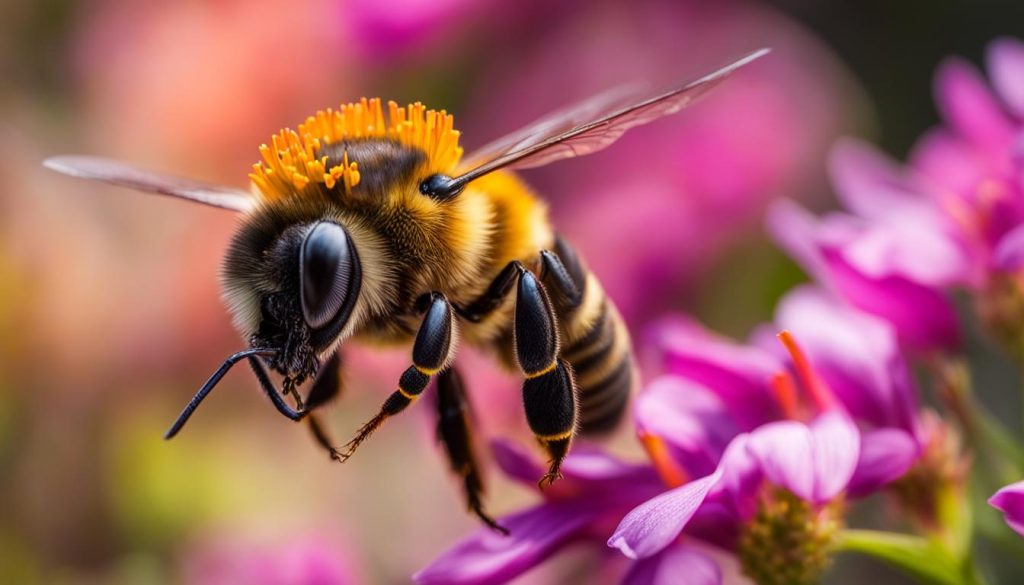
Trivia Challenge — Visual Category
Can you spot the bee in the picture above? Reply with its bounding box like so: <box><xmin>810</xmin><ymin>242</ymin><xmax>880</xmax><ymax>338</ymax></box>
<box><xmin>45</xmin><ymin>49</ymin><xmax>768</xmax><ymax>532</ymax></box>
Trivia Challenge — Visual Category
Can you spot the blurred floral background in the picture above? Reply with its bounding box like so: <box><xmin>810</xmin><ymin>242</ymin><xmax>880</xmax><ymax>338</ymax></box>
<box><xmin>2</xmin><ymin>0</ymin><xmax>1024</xmax><ymax>583</ymax></box>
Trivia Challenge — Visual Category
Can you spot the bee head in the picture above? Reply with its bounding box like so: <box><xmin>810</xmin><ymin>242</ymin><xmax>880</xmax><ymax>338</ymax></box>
<box><xmin>223</xmin><ymin>217</ymin><xmax>362</xmax><ymax>382</ymax></box>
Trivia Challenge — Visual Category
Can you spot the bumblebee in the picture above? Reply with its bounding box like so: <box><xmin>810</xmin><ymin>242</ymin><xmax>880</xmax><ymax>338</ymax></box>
<box><xmin>45</xmin><ymin>49</ymin><xmax>767</xmax><ymax>532</ymax></box>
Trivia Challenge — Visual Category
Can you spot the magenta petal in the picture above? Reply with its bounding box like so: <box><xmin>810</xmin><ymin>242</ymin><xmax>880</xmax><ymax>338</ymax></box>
<box><xmin>808</xmin><ymin>411</ymin><xmax>861</xmax><ymax>501</ymax></box>
<box><xmin>414</xmin><ymin>502</ymin><xmax>597</xmax><ymax>585</ymax></box>
<box><xmin>773</xmin><ymin>286</ymin><xmax>923</xmax><ymax>438</ymax></box>
<box><xmin>988</xmin><ymin>37</ymin><xmax>1024</xmax><ymax>118</ymax></box>
<box><xmin>995</xmin><ymin>224</ymin><xmax>1024</xmax><ymax>270</ymax></box>
<box><xmin>608</xmin><ymin>467</ymin><xmax>725</xmax><ymax>560</ymax></box>
<box><xmin>934</xmin><ymin>57</ymin><xmax>1015</xmax><ymax>150</ymax></box>
<box><xmin>829</xmin><ymin>138</ymin><xmax>937</xmax><ymax>222</ymax></box>
<box><xmin>747</xmin><ymin>420</ymin><xmax>816</xmax><ymax>501</ymax></box>
<box><xmin>848</xmin><ymin>429</ymin><xmax>919</xmax><ymax>497</ymax></box>
<box><xmin>635</xmin><ymin>376</ymin><xmax>740</xmax><ymax>477</ymax></box>
<box><xmin>491</xmin><ymin>439</ymin><xmax>545</xmax><ymax>487</ymax></box>
<box><xmin>767</xmin><ymin>199</ymin><xmax>833</xmax><ymax>286</ymax></box>
<box><xmin>990</xmin><ymin>481</ymin><xmax>1024</xmax><ymax>537</ymax></box>
<box><xmin>621</xmin><ymin>545</ymin><xmax>722</xmax><ymax>585</ymax></box>
<box><xmin>648</xmin><ymin>316</ymin><xmax>782</xmax><ymax>430</ymax></box>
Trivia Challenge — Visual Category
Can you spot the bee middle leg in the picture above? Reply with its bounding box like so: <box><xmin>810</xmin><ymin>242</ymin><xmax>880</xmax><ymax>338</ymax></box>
<box><xmin>340</xmin><ymin>292</ymin><xmax>456</xmax><ymax>461</ymax></box>
<box><xmin>436</xmin><ymin>366</ymin><xmax>508</xmax><ymax>534</ymax></box>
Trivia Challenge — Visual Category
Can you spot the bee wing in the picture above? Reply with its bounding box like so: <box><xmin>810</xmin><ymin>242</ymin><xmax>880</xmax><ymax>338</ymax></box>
<box><xmin>450</xmin><ymin>48</ymin><xmax>769</xmax><ymax>190</ymax></box>
<box><xmin>43</xmin><ymin>155</ymin><xmax>255</xmax><ymax>212</ymax></box>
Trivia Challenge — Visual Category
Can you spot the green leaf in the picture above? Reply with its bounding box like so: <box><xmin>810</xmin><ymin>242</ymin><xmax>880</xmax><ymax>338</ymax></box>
<box><xmin>835</xmin><ymin>530</ymin><xmax>970</xmax><ymax>585</ymax></box>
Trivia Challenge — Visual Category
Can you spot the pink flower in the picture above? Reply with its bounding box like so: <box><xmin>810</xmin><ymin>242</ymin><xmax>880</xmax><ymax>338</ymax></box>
<box><xmin>183</xmin><ymin>534</ymin><xmax>360</xmax><ymax>585</ymax></box>
<box><xmin>989</xmin><ymin>480</ymin><xmax>1024</xmax><ymax>537</ymax></box>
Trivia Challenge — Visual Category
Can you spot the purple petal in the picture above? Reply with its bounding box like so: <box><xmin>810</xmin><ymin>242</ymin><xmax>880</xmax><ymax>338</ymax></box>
<box><xmin>766</xmin><ymin>199</ymin><xmax>833</xmax><ymax>286</ymax></box>
<box><xmin>747</xmin><ymin>413</ymin><xmax>859</xmax><ymax>503</ymax></box>
<box><xmin>491</xmin><ymin>439</ymin><xmax>661</xmax><ymax>495</ymax></box>
<box><xmin>773</xmin><ymin>286</ymin><xmax>924</xmax><ymax>439</ymax></box>
<box><xmin>647</xmin><ymin>316</ymin><xmax>782</xmax><ymax>430</ymax></box>
<box><xmin>747</xmin><ymin>420</ymin><xmax>816</xmax><ymax>501</ymax></box>
<box><xmin>808</xmin><ymin>411</ymin><xmax>861</xmax><ymax>501</ymax></box>
<box><xmin>848</xmin><ymin>429</ymin><xmax>920</xmax><ymax>497</ymax></box>
<box><xmin>708</xmin><ymin>433</ymin><xmax>761</xmax><ymax>521</ymax></box>
<box><xmin>995</xmin><ymin>224</ymin><xmax>1024</xmax><ymax>270</ymax></box>
<box><xmin>414</xmin><ymin>502</ymin><xmax>598</xmax><ymax>585</ymax></box>
<box><xmin>491</xmin><ymin>439</ymin><xmax>545</xmax><ymax>487</ymax></box>
<box><xmin>608</xmin><ymin>467</ymin><xmax>725</xmax><ymax>560</ymax></box>
<box><xmin>987</xmin><ymin>37</ymin><xmax>1024</xmax><ymax>118</ymax></box>
<box><xmin>934</xmin><ymin>57</ymin><xmax>1015</xmax><ymax>151</ymax></box>
<box><xmin>621</xmin><ymin>545</ymin><xmax>722</xmax><ymax>585</ymax></box>
<box><xmin>829</xmin><ymin>138</ymin><xmax>939</xmax><ymax>222</ymax></box>
<box><xmin>635</xmin><ymin>376</ymin><xmax>740</xmax><ymax>477</ymax></box>
<box><xmin>990</xmin><ymin>481</ymin><xmax>1024</xmax><ymax>537</ymax></box>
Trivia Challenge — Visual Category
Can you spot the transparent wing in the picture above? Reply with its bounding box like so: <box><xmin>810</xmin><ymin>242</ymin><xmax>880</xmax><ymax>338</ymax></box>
<box><xmin>450</xmin><ymin>48</ymin><xmax>770</xmax><ymax>190</ymax></box>
<box><xmin>43</xmin><ymin>155</ymin><xmax>254</xmax><ymax>212</ymax></box>
<box><xmin>459</xmin><ymin>82</ymin><xmax>648</xmax><ymax>171</ymax></box>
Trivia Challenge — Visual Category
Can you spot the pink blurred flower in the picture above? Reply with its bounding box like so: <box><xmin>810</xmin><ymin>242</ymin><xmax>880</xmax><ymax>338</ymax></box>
<box><xmin>343</xmin><ymin>0</ymin><xmax>496</xmax><ymax>59</ymax></box>
<box><xmin>769</xmin><ymin>37</ymin><xmax>1024</xmax><ymax>355</ymax></box>
<box><xmin>990</xmin><ymin>480</ymin><xmax>1024</xmax><ymax>537</ymax></box>
<box><xmin>184</xmin><ymin>533</ymin><xmax>360</xmax><ymax>585</ymax></box>
<box><xmin>460</xmin><ymin>0</ymin><xmax>859</xmax><ymax>326</ymax></box>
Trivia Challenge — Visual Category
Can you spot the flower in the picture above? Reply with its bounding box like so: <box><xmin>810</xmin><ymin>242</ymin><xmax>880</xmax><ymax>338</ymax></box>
<box><xmin>989</xmin><ymin>480</ymin><xmax>1024</xmax><ymax>537</ymax></box>
<box><xmin>768</xmin><ymin>37</ymin><xmax>1024</xmax><ymax>355</ymax></box>
<box><xmin>419</xmin><ymin>304</ymin><xmax>922</xmax><ymax>584</ymax></box>
<box><xmin>413</xmin><ymin>442</ymin><xmax>663</xmax><ymax>585</ymax></box>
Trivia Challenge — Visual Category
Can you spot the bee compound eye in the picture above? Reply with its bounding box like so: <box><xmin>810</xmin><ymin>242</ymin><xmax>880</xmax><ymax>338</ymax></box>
<box><xmin>300</xmin><ymin>222</ymin><xmax>356</xmax><ymax>330</ymax></box>
<box><xmin>419</xmin><ymin>174</ymin><xmax>462</xmax><ymax>201</ymax></box>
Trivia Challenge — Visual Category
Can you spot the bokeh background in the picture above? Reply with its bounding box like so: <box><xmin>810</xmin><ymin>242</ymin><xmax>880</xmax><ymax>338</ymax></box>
<box><xmin>1</xmin><ymin>0</ymin><xmax>1022</xmax><ymax>583</ymax></box>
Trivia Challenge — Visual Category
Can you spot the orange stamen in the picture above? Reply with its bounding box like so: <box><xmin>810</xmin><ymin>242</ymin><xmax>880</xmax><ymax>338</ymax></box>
<box><xmin>640</xmin><ymin>432</ymin><xmax>688</xmax><ymax>488</ymax></box>
<box><xmin>776</xmin><ymin>330</ymin><xmax>836</xmax><ymax>412</ymax></box>
<box><xmin>769</xmin><ymin>371</ymin><xmax>801</xmax><ymax>420</ymax></box>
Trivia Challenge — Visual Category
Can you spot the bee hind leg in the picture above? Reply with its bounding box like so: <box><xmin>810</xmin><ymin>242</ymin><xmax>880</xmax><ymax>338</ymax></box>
<box><xmin>514</xmin><ymin>266</ymin><xmax>579</xmax><ymax>489</ymax></box>
<box><xmin>436</xmin><ymin>366</ymin><xmax>508</xmax><ymax>535</ymax></box>
<box><xmin>340</xmin><ymin>292</ymin><xmax>457</xmax><ymax>461</ymax></box>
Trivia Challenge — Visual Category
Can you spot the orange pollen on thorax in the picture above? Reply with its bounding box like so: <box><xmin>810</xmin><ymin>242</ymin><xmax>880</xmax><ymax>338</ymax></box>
<box><xmin>640</xmin><ymin>432</ymin><xmax>689</xmax><ymax>488</ymax></box>
<box><xmin>248</xmin><ymin>97</ymin><xmax>463</xmax><ymax>200</ymax></box>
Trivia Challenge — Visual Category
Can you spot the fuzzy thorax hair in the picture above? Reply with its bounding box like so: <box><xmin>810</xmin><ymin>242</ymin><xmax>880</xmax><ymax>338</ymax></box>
<box><xmin>249</xmin><ymin>98</ymin><xmax>463</xmax><ymax>199</ymax></box>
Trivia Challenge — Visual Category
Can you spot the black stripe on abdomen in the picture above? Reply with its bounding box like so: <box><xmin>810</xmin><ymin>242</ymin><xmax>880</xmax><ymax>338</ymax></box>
<box><xmin>561</xmin><ymin>300</ymin><xmax>633</xmax><ymax>435</ymax></box>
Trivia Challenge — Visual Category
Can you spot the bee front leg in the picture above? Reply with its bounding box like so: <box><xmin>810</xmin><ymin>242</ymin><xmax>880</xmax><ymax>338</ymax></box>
<box><xmin>514</xmin><ymin>265</ymin><xmax>578</xmax><ymax>489</ymax></box>
<box><xmin>302</xmin><ymin>351</ymin><xmax>345</xmax><ymax>461</ymax></box>
<box><xmin>340</xmin><ymin>292</ymin><xmax>456</xmax><ymax>461</ymax></box>
<box><xmin>436</xmin><ymin>366</ymin><xmax>508</xmax><ymax>534</ymax></box>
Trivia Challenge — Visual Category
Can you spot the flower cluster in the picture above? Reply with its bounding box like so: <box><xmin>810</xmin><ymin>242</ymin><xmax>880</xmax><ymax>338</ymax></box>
<box><xmin>419</xmin><ymin>37</ymin><xmax>1024</xmax><ymax>585</ymax></box>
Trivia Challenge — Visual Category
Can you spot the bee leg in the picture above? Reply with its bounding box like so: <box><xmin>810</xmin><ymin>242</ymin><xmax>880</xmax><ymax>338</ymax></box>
<box><xmin>514</xmin><ymin>266</ymin><xmax>578</xmax><ymax>489</ymax></box>
<box><xmin>436</xmin><ymin>366</ymin><xmax>508</xmax><ymax>535</ymax></box>
<box><xmin>454</xmin><ymin>260</ymin><xmax>520</xmax><ymax>322</ymax></box>
<box><xmin>303</xmin><ymin>352</ymin><xmax>344</xmax><ymax>461</ymax></box>
<box><xmin>538</xmin><ymin>236</ymin><xmax>586</xmax><ymax>310</ymax></box>
<box><xmin>340</xmin><ymin>292</ymin><xmax>456</xmax><ymax>461</ymax></box>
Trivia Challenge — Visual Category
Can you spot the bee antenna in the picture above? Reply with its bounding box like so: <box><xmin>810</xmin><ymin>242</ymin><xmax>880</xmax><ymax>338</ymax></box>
<box><xmin>164</xmin><ymin>347</ymin><xmax>279</xmax><ymax>439</ymax></box>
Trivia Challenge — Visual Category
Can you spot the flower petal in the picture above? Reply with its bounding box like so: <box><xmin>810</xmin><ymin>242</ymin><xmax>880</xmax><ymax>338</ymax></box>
<box><xmin>995</xmin><ymin>224</ymin><xmax>1024</xmax><ymax>271</ymax></box>
<box><xmin>829</xmin><ymin>138</ymin><xmax>938</xmax><ymax>222</ymax></box>
<box><xmin>989</xmin><ymin>481</ymin><xmax>1024</xmax><ymax>537</ymax></box>
<box><xmin>773</xmin><ymin>285</ymin><xmax>924</xmax><ymax>439</ymax></box>
<box><xmin>621</xmin><ymin>545</ymin><xmax>722</xmax><ymax>585</ymax></box>
<box><xmin>987</xmin><ymin>37</ymin><xmax>1024</xmax><ymax>118</ymax></box>
<box><xmin>608</xmin><ymin>467</ymin><xmax>725</xmax><ymax>560</ymax></box>
<box><xmin>647</xmin><ymin>315</ymin><xmax>782</xmax><ymax>430</ymax></box>
<box><xmin>635</xmin><ymin>376</ymin><xmax>740</xmax><ymax>477</ymax></box>
<box><xmin>848</xmin><ymin>428</ymin><xmax>919</xmax><ymax>497</ymax></box>
<box><xmin>808</xmin><ymin>411</ymin><xmax>861</xmax><ymax>501</ymax></box>
<box><xmin>934</xmin><ymin>57</ymin><xmax>1015</xmax><ymax>151</ymax></box>
<box><xmin>414</xmin><ymin>502</ymin><xmax>598</xmax><ymax>585</ymax></box>
<box><xmin>747</xmin><ymin>420</ymin><xmax>816</xmax><ymax>501</ymax></box>
<box><xmin>490</xmin><ymin>439</ymin><xmax>545</xmax><ymax>487</ymax></box>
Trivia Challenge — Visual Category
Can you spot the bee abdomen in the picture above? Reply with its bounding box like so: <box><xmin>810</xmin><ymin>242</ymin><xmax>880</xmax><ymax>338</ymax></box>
<box><xmin>559</xmin><ymin>285</ymin><xmax>634</xmax><ymax>435</ymax></box>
